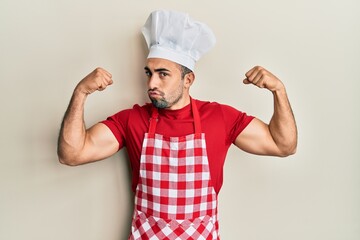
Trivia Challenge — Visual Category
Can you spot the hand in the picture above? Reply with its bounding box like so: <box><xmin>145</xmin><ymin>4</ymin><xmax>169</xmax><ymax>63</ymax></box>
<box><xmin>243</xmin><ymin>66</ymin><xmax>284</xmax><ymax>92</ymax></box>
<box><xmin>75</xmin><ymin>67</ymin><xmax>113</xmax><ymax>95</ymax></box>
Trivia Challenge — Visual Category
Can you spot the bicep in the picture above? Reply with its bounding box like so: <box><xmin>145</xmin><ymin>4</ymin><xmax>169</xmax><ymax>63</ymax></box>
<box><xmin>234</xmin><ymin>118</ymin><xmax>282</xmax><ymax>156</ymax></box>
<box><xmin>81</xmin><ymin>123</ymin><xmax>119</xmax><ymax>163</ymax></box>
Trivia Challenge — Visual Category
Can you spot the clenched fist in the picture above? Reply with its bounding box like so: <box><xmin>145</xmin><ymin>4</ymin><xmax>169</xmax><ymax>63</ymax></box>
<box><xmin>76</xmin><ymin>67</ymin><xmax>113</xmax><ymax>95</ymax></box>
<box><xmin>243</xmin><ymin>66</ymin><xmax>284</xmax><ymax>92</ymax></box>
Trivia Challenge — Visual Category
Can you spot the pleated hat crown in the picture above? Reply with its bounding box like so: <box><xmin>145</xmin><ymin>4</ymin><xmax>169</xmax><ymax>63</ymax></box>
<box><xmin>141</xmin><ymin>10</ymin><xmax>216</xmax><ymax>71</ymax></box>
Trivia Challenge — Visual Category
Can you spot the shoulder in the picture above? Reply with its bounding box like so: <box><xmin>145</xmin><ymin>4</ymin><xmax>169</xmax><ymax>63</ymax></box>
<box><xmin>194</xmin><ymin>99</ymin><xmax>242</xmax><ymax>115</ymax></box>
<box><xmin>194</xmin><ymin>98</ymin><xmax>254</xmax><ymax>127</ymax></box>
<box><xmin>110</xmin><ymin>103</ymin><xmax>151</xmax><ymax>118</ymax></box>
<box><xmin>101</xmin><ymin>103</ymin><xmax>151</xmax><ymax>128</ymax></box>
<box><xmin>131</xmin><ymin>103</ymin><xmax>152</xmax><ymax>115</ymax></box>
<box><xmin>130</xmin><ymin>103</ymin><xmax>152</xmax><ymax>123</ymax></box>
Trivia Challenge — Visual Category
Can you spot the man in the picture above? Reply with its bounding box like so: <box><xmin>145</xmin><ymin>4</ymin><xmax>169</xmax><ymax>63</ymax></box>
<box><xmin>58</xmin><ymin>10</ymin><xmax>297</xmax><ymax>240</ymax></box>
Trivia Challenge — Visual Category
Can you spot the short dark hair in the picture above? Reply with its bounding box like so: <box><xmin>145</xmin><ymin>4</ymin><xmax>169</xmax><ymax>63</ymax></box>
<box><xmin>180</xmin><ymin>65</ymin><xmax>193</xmax><ymax>79</ymax></box>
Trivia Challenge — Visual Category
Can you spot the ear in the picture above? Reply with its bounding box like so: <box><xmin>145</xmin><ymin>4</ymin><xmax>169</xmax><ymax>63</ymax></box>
<box><xmin>184</xmin><ymin>72</ymin><xmax>195</xmax><ymax>89</ymax></box>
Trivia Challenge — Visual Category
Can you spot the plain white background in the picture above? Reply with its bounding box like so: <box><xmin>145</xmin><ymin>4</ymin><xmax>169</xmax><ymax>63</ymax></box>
<box><xmin>1</xmin><ymin>0</ymin><xmax>359</xmax><ymax>239</ymax></box>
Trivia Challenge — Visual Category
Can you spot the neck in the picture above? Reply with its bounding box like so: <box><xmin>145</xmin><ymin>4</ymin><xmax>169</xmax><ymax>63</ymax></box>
<box><xmin>168</xmin><ymin>94</ymin><xmax>191</xmax><ymax>110</ymax></box>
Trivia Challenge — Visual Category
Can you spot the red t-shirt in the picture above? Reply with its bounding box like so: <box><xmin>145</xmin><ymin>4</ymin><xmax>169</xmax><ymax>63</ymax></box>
<box><xmin>101</xmin><ymin>99</ymin><xmax>254</xmax><ymax>194</ymax></box>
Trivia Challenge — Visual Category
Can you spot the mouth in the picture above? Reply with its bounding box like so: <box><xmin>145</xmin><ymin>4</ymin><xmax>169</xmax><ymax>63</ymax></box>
<box><xmin>148</xmin><ymin>89</ymin><xmax>163</xmax><ymax>98</ymax></box>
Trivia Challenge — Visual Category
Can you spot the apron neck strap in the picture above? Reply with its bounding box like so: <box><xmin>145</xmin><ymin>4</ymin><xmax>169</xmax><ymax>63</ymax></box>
<box><xmin>191</xmin><ymin>98</ymin><xmax>202</xmax><ymax>134</ymax></box>
<box><xmin>149</xmin><ymin>98</ymin><xmax>202</xmax><ymax>134</ymax></box>
<box><xmin>149</xmin><ymin>105</ymin><xmax>159</xmax><ymax>134</ymax></box>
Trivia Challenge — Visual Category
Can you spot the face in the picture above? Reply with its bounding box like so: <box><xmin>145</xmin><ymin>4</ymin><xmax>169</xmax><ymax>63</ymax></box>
<box><xmin>145</xmin><ymin>58</ymin><xmax>190</xmax><ymax>110</ymax></box>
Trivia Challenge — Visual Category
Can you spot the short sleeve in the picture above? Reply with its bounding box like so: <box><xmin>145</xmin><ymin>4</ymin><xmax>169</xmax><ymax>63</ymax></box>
<box><xmin>101</xmin><ymin>109</ymin><xmax>131</xmax><ymax>150</ymax></box>
<box><xmin>220</xmin><ymin>104</ymin><xmax>254</xmax><ymax>144</ymax></box>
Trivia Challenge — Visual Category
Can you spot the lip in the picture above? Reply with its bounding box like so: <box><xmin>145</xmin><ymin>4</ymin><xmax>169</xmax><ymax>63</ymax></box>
<box><xmin>148</xmin><ymin>92</ymin><xmax>159</xmax><ymax>97</ymax></box>
<box><xmin>148</xmin><ymin>90</ymin><xmax>162</xmax><ymax>97</ymax></box>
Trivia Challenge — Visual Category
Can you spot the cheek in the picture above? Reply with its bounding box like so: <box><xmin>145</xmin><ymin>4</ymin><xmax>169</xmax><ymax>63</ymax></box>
<box><xmin>161</xmin><ymin>77</ymin><xmax>184</xmax><ymax>95</ymax></box>
<box><xmin>170</xmin><ymin>83</ymin><xmax>185</xmax><ymax>99</ymax></box>
<box><xmin>170</xmin><ymin>80</ymin><xmax>183</xmax><ymax>92</ymax></box>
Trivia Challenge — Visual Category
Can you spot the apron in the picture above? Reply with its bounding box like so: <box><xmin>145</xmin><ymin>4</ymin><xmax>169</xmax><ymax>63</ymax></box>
<box><xmin>129</xmin><ymin>99</ymin><xmax>220</xmax><ymax>240</ymax></box>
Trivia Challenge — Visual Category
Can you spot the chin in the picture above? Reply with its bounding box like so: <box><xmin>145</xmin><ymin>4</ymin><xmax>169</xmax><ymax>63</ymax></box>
<box><xmin>151</xmin><ymin>99</ymin><xmax>169</xmax><ymax>109</ymax></box>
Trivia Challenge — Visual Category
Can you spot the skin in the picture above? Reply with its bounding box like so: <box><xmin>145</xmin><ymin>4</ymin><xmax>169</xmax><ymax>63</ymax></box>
<box><xmin>57</xmin><ymin>59</ymin><xmax>297</xmax><ymax>166</ymax></box>
<box><xmin>145</xmin><ymin>58</ymin><xmax>194</xmax><ymax>110</ymax></box>
<box><xmin>235</xmin><ymin>66</ymin><xmax>297</xmax><ymax>157</ymax></box>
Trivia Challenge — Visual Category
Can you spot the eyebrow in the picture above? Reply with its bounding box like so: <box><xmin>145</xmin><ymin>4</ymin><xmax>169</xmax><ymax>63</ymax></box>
<box><xmin>144</xmin><ymin>66</ymin><xmax>171</xmax><ymax>73</ymax></box>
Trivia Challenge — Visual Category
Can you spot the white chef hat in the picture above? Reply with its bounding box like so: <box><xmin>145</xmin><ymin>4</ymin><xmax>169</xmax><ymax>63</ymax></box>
<box><xmin>141</xmin><ymin>10</ymin><xmax>216</xmax><ymax>71</ymax></box>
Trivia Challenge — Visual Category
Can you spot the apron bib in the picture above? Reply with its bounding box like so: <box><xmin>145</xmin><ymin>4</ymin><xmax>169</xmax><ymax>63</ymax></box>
<box><xmin>129</xmin><ymin>99</ymin><xmax>220</xmax><ymax>240</ymax></box>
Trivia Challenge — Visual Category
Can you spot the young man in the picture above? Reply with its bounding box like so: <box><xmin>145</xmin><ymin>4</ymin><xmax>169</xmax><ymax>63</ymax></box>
<box><xmin>58</xmin><ymin>10</ymin><xmax>297</xmax><ymax>240</ymax></box>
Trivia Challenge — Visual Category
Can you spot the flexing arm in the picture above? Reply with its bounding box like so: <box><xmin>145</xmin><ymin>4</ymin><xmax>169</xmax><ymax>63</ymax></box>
<box><xmin>235</xmin><ymin>66</ymin><xmax>297</xmax><ymax>157</ymax></box>
<box><xmin>57</xmin><ymin>68</ymin><xmax>119</xmax><ymax>166</ymax></box>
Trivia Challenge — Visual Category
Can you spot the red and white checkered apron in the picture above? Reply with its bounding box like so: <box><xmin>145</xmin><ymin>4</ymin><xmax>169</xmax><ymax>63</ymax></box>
<box><xmin>129</xmin><ymin>99</ymin><xmax>220</xmax><ymax>240</ymax></box>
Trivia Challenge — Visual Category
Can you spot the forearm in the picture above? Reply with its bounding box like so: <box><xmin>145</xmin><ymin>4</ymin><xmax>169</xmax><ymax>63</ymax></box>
<box><xmin>269</xmin><ymin>85</ymin><xmax>297</xmax><ymax>156</ymax></box>
<box><xmin>57</xmin><ymin>89</ymin><xmax>88</xmax><ymax>165</ymax></box>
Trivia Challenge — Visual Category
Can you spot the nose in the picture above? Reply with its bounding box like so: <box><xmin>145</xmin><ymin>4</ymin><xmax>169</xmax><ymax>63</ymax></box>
<box><xmin>148</xmin><ymin>75</ymin><xmax>159</xmax><ymax>90</ymax></box>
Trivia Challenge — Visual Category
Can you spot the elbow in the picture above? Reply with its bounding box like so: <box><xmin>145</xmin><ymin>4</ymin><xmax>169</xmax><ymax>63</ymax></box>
<box><xmin>278</xmin><ymin>144</ymin><xmax>297</xmax><ymax>157</ymax></box>
<box><xmin>58</xmin><ymin>156</ymin><xmax>78</xmax><ymax>166</ymax></box>
<box><xmin>57</xmin><ymin>149</ymin><xmax>83</xmax><ymax>166</ymax></box>
<box><xmin>279</xmin><ymin>148</ymin><xmax>297</xmax><ymax>157</ymax></box>
<box><xmin>58</xmin><ymin>157</ymin><xmax>80</xmax><ymax>166</ymax></box>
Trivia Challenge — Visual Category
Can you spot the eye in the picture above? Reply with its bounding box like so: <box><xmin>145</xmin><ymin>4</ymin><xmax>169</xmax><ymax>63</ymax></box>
<box><xmin>159</xmin><ymin>72</ymin><xmax>169</xmax><ymax>77</ymax></box>
<box><xmin>145</xmin><ymin>70</ymin><xmax>152</xmax><ymax>77</ymax></box>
